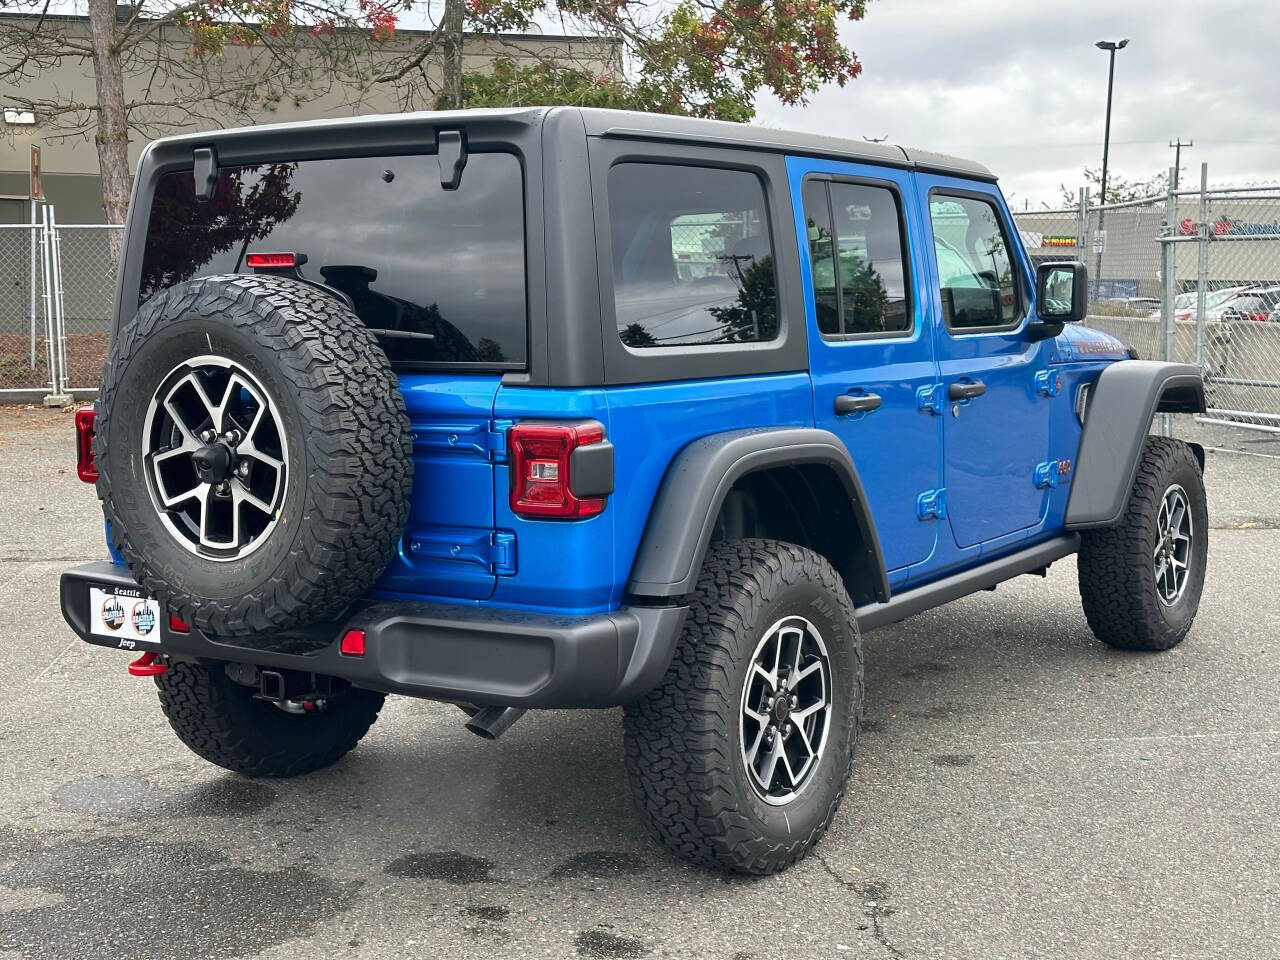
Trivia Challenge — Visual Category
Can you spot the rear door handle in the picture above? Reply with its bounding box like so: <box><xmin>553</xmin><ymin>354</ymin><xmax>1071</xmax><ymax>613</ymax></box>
<box><xmin>948</xmin><ymin>380</ymin><xmax>986</xmax><ymax>401</ymax></box>
<box><xmin>834</xmin><ymin>392</ymin><xmax>882</xmax><ymax>415</ymax></box>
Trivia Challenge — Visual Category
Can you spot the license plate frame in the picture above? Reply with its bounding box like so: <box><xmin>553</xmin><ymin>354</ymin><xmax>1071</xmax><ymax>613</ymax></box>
<box><xmin>87</xmin><ymin>584</ymin><xmax>163</xmax><ymax>651</ymax></box>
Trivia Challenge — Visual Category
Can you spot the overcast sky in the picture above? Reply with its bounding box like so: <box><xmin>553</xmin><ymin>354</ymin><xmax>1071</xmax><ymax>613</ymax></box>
<box><xmin>753</xmin><ymin>0</ymin><xmax>1279</xmax><ymax>209</ymax></box>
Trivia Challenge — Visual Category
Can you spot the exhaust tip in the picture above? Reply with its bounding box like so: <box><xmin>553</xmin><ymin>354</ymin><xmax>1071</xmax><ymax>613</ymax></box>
<box><xmin>464</xmin><ymin>720</ymin><xmax>499</xmax><ymax>741</ymax></box>
<box><xmin>463</xmin><ymin>705</ymin><xmax>525</xmax><ymax>741</ymax></box>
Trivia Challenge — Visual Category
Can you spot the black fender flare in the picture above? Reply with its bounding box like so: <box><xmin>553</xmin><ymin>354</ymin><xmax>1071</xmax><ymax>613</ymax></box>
<box><xmin>626</xmin><ymin>427</ymin><xmax>890</xmax><ymax>602</ymax></box>
<box><xmin>1065</xmin><ymin>360</ymin><xmax>1205</xmax><ymax>529</ymax></box>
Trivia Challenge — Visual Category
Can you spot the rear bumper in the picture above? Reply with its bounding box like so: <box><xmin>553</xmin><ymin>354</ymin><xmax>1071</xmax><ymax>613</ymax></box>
<box><xmin>60</xmin><ymin>561</ymin><xmax>687</xmax><ymax>709</ymax></box>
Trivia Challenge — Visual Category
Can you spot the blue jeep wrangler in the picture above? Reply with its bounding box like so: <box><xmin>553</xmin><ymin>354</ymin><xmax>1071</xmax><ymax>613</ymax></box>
<box><xmin>61</xmin><ymin>108</ymin><xmax>1208</xmax><ymax>875</ymax></box>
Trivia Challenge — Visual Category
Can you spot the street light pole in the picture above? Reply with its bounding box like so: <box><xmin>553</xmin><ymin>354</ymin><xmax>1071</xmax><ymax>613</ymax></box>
<box><xmin>1095</xmin><ymin>38</ymin><xmax>1129</xmax><ymax>205</ymax></box>
<box><xmin>1093</xmin><ymin>38</ymin><xmax>1128</xmax><ymax>302</ymax></box>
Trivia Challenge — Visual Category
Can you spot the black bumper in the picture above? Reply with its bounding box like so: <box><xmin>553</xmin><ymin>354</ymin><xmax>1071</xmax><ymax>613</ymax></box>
<box><xmin>60</xmin><ymin>561</ymin><xmax>687</xmax><ymax>709</ymax></box>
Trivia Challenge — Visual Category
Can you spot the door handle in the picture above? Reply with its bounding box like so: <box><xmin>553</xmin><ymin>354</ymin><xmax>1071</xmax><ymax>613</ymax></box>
<box><xmin>948</xmin><ymin>380</ymin><xmax>986</xmax><ymax>401</ymax></box>
<box><xmin>834</xmin><ymin>392</ymin><xmax>882</xmax><ymax>415</ymax></box>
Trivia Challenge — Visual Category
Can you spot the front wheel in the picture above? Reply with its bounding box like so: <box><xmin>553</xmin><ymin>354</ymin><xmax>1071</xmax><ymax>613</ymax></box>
<box><xmin>1078</xmin><ymin>436</ymin><xmax>1208</xmax><ymax>651</ymax></box>
<box><xmin>623</xmin><ymin>539</ymin><xmax>862</xmax><ymax>875</ymax></box>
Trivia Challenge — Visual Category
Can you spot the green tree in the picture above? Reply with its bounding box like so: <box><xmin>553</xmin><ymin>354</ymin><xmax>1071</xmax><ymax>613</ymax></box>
<box><xmin>385</xmin><ymin>0</ymin><xmax>871</xmax><ymax>121</ymax></box>
<box><xmin>3</xmin><ymin>0</ymin><xmax>874</xmax><ymax>224</ymax></box>
<box><xmin>0</xmin><ymin>0</ymin><xmax>391</xmax><ymax>225</ymax></box>
<box><xmin>140</xmin><ymin>163</ymin><xmax>301</xmax><ymax>299</ymax></box>
<box><xmin>709</xmin><ymin>254</ymin><xmax>778</xmax><ymax>342</ymax></box>
<box><xmin>1059</xmin><ymin>168</ymin><xmax>1170</xmax><ymax>208</ymax></box>
<box><xmin>838</xmin><ymin>257</ymin><xmax>888</xmax><ymax>333</ymax></box>
<box><xmin>459</xmin><ymin>57</ymin><xmax>641</xmax><ymax>110</ymax></box>
<box><xmin>620</xmin><ymin>322</ymin><xmax>658</xmax><ymax>347</ymax></box>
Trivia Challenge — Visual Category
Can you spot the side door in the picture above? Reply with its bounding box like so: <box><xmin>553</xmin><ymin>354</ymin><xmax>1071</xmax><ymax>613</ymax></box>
<box><xmin>789</xmin><ymin>158</ymin><xmax>942</xmax><ymax>575</ymax></box>
<box><xmin>915</xmin><ymin>177</ymin><xmax>1052</xmax><ymax>548</ymax></box>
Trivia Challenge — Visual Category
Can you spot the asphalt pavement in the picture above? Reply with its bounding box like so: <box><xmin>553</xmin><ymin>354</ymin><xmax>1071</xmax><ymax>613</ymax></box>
<box><xmin>1</xmin><ymin>406</ymin><xmax>1277</xmax><ymax>960</ymax></box>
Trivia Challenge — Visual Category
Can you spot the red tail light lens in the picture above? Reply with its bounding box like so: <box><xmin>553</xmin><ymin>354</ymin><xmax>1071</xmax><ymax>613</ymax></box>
<box><xmin>168</xmin><ymin>614</ymin><xmax>190</xmax><ymax>634</ymax></box>
<box><xmin>74</xmin><ymin>407</ymin><xmax>97</xmax><ymax>482</ymax></box>
<box><xmin>509</xmin><ymin>421</ymin><xmax>606</xmax><ymax>519</ymax></box>
<box><xmin>245</xmin><ymin>252</ymin><xmax>297</xmax><ymax>269</ymax></box>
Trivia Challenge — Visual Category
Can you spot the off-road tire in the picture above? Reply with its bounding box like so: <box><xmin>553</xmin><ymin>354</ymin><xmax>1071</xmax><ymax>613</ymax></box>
<box><xmin>156</xmin><ymin>661</ymin><xmax>385</xmax><ymax>777</ymax></box>
<box><xmin>95</xmin><ymin>274</ymin><xmax>412</xmax><ymax>638</ymax></box>
<box><xmin>1078</xmin><ymin>436</ymin><xmax>1208</xmax><ymax>651</ymax></box>
<box><xmin>623</xmin><ymin>539</ymin><xmax>862</xmax><ymax>875</ymax></box>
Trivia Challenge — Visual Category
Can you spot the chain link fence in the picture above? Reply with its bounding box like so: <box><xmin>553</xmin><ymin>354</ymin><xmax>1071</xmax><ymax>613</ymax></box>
<box><xmin>1186</xmin><ymin>182</ymin><xmax>1280</xmax><ymax>428</ymax></box>
<box><xmin>0</xmin><ymin>222</ymin><xmax>54</xmax><ymax>395</ymax></box>
<box><xmin>56</xmin><ymin>225</ymin><xmax>122</xmax><ymax>391</ymax></box>
<box><xmin>1016</xmin><ymin>167</ymin><xmax>1280</xmax><ymax>438</ymax></box>
<box><xmin>0</xmin><ymin>208</ymin><xmax>121</xmax><ymax>398</ymax></box>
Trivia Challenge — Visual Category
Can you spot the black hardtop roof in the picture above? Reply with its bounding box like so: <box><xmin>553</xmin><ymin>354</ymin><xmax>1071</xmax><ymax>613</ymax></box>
<box><xmin>576</xmin><ymin>108</ymin><xmax>996</xmax><ymax>182</ymax></box>
<box><xmin>143</xmin><ymin>105</ymin><xmax>995</xmax><ymax>182</ymax></box>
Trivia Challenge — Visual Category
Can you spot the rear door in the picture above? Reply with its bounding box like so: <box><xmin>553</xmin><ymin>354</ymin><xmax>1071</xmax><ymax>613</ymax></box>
<box><xmin>914</xmin><ymin>178</ymin><xmax>1052</xmax><ymax>548</ymax></box>
<box><xmin>136</xmin><ymin>148</ymin><xmax>530</xmax><ymax>600</ymax></box>
<box><xmin>791</xmin><ymin>157</ymin><xmax>942</xmax><ymax>575</ymax></box>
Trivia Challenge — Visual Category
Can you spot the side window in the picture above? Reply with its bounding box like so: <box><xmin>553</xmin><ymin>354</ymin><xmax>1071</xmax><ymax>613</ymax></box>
<box><xmin>802</xmin><ymin>178</ymin><xmax>911</xmax><ymax>339</ymax></box>
<box><xmin>608</xmin><ymin>163</ymin><xmax>777</xmax><ymax>348</ymax></box>
<box><xmin>802</xmin><ymin>180</ymin><xmax>841</xmax><ymax>336</ymax></box>
<box><xmin>928</xmin><ymin>194</ymin><xmax>1021</xmax><ymax>331</ymax></box>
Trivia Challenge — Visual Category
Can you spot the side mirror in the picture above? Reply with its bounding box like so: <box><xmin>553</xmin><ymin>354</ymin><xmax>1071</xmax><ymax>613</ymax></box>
<box><xmin>1029</xmin><ymin>261</ymin><xmax>1087</xmax><ymax>340</ymax></box>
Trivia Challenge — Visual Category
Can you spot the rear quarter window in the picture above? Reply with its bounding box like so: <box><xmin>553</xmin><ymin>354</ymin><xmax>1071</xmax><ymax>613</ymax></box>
<box><xmin>139</xmin><ymin>152</ymin><xmax>527</xmax><ymax>368</ymax></box>
<box><xmin>607</xmin><ymin>162</ymin><xmax>778</xmax><ymax>349</ymax></box>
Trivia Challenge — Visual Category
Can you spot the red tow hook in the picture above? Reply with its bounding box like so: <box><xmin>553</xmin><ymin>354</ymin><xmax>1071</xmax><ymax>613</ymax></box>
<box><xmin>127</xmin><ymin>651</ymin><xmax>168</xmax><ymax>677</ymax></box>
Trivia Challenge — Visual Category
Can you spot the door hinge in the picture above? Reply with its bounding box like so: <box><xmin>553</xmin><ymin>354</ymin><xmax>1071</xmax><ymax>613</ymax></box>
<box><xmin>488</xmin><ymin>530</ymin><xmax>517</xmax><ymax>576</ymax></box>
<box><xmin>916</xmin><ymin>487</ymin><xmax>947</xmax><ymax>520</ymax></box>
<box><xmin>487</xmin><ymin>419</ymin><xmax>512</xmax><ymax>462</ymax></box>
<box><xmin>916</xmin><ymin>382</ymin><xmax>945</xmax><ymax>415</ymax></box>
<box><xmin>1034</xmin><ymin>460</ymin><xmax>1061</xmax><ymax>489</ymax></box>
<box><xmin>1034</xmin><ymin>369</ymin><xmax>1062</xmax><ymax>398</ymax></box>
<box><xmin>410</xmin><ymin>419</ymin><xmax>510</xmax><ymax>462</ymax></box>
<box><xmin>404</xmin><ymin>528</ymin><xmax>517</xmax><ymax>575</ymax></box>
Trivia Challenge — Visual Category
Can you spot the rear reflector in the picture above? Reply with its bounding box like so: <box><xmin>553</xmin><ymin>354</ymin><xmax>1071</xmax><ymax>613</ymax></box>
<box><xmin>168</xmin><ymin>614</ymin><xmax>190</xmax><ymax>634</ymax></box>
<box><xmin>508</xmin><ymin>421</ymin><xmax>606</xmax><ymax>519</ymax></box>
<box><xmin>340</xmin><ymin>629</ymin><xmax>366</xmax><ymax>656</ymax></box>
<box><xmin>245</xmin><ymin>252</ymin><xmax>297</xmax><ymax>269</ymax></box>
<box><xmin>74</xmin><ymin>407</ymin><xmax>97</xmax><ymax>483</ymax></box>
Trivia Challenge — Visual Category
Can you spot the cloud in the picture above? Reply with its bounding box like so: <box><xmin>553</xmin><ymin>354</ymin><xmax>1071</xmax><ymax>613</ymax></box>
<box><xmin>754</xmin><ymin>0</ymin><xmax>1280</xmax><ymax>207</ymax></box>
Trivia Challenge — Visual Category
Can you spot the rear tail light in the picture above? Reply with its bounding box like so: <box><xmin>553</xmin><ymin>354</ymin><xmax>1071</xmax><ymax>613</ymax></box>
<box><xmin>168</xmin><ymin>614</ymin><xmax>190</xmax><ymax>633</ymax></box>
<box><xmin>74</xmin><ymin>407</ymin><xmax>97</xmax><ymax>482</ymax></box>
<box><xmin>508</xmin><ymin>421</ymin><xmax>610</xmax><ymax>519</ymax></box>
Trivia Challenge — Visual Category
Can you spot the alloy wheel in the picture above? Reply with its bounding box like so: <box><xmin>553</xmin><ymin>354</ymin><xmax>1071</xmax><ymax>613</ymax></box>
<box><xmin>143</xmin><ymin>355</ymin><xmax>288</xmax><ymax>561</ymax></box>
<box><xmin>739</xmin><ymin>615</ymin><xmax>834</xmax><ymax>806</ymax></box>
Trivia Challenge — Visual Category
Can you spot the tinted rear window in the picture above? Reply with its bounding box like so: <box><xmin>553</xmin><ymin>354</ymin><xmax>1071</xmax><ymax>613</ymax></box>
<box><xmin>140</xmin><ymin>152</ymin><xmax>527</xmax><ymax>367</ymax></box>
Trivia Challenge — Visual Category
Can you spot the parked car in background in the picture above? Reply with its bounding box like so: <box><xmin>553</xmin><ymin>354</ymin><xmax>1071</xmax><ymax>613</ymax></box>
<box><xmin>1148</xmin><ymin>287</ymin><xmax>1245</xmax><ymax>323</ymax></box>
<box><xmin>1101</xmin><ymin>296</ymin><xmax>1160</xmax><ymax>315</ymax></box>
<box><xmin>1221</xmin><ymin>287</ymin><xmax>1280</xmax><ymax>322</ymax></box>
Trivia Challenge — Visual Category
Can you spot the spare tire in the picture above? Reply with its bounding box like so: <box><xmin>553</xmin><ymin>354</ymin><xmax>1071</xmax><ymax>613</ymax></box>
<box><xmin>95</xmin><ymin>274</ymin><xmax>413</xmax><ymax>637</ymax></box>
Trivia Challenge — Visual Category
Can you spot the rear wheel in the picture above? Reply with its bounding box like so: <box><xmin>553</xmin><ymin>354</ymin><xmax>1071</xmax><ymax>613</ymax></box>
<box><xmin>623</xmin><ymin>539</ymin><xmax>862</xmax><ymax>875</ymax></box>
<box><xmin>1078</xmin><ymin>436</ymin><xmax>1208</xmax><ymax>651</ymax></box>
<box><xmin>156</xmin><ymin>661</ymin><xmax>384</xmax><ymax>777</ymax></box>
